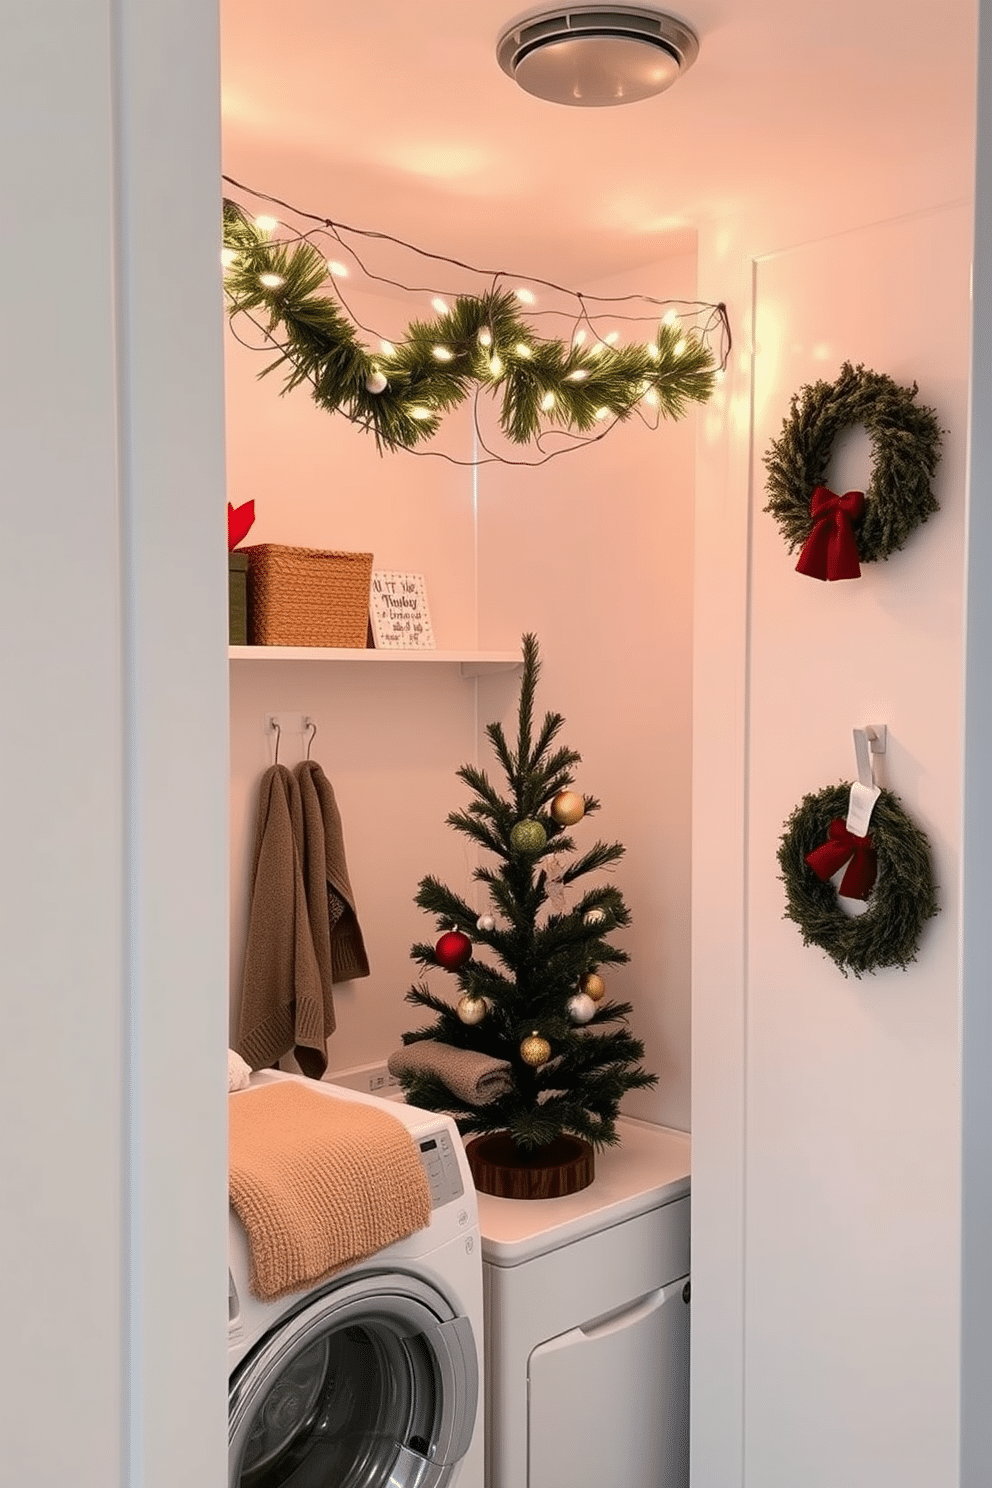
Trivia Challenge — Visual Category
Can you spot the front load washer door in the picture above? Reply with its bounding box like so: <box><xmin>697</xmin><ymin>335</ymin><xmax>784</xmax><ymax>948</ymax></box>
<box><xmin>229</xmin><ymin>1271</ymin><xmax>478</xmax><ymax>1488</ymax></box>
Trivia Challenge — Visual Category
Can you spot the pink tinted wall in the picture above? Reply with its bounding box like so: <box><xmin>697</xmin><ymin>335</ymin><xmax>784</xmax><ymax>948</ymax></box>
<box><xmin>225</xmin><ymin>287</ymin><xmax>493</xmax><ymax>1072</ymax></box>
<box><xmin>477</xmin><ymin>251</ymin><xmax>699</xmax><ymax>1132</ymax></box>
<box><xmin>225</xmin><ymin>256</ymin><xmax>698</xmax><ymax>1124</ymax></box>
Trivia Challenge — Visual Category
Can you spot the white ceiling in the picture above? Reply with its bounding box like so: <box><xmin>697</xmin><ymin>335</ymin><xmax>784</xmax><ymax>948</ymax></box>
<box><xmin>220</xmin><ymin>0</ymin><xmax>978</xmax><ymax>285</ymax></box>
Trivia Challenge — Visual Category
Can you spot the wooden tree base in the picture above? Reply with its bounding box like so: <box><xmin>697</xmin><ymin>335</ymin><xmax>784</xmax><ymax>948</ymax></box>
<box><xmin>465</xmin><ymin>1131</ymin><xmax>595</xmax><ymax>1200</ymax></box>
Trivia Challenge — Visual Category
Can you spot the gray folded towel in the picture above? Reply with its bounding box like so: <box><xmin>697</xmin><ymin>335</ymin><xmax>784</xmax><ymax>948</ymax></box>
<box><xmin>388</xmin><ymin>1041</ymin><xmax>515</xmax><ymax>1107</ymax></box>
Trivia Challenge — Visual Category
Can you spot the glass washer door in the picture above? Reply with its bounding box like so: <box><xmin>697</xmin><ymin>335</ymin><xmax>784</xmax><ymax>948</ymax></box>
<box><xmin>229</xmin><ymin>1271</ymin><xmax>478</xmax><ymax>1488</ymax></box>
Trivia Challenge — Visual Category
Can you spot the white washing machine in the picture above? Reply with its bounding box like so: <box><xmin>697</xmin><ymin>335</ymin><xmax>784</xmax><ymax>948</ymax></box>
<box><xmin>479</xmin><ymin>1115</ymin><xmax>690</xmax><ymax>1488</ymax></box>
<box><xmin>228</xmin><ymin>1071</ymin><xmax>484</xmax><ymax>1488</ymax></box>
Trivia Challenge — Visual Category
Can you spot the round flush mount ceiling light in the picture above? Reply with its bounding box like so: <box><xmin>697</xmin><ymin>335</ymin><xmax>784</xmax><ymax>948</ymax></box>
<box><xmin>496</xmin><ymin>6</ymin><xmax>699</xmax><ymax>107</ymax></box>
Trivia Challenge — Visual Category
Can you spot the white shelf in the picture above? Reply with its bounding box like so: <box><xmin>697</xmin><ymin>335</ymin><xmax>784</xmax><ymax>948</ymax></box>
<box><xmin>228</xmin><ymin>646</ymin><xmax>521</xmax><ymax>677</ymax></box>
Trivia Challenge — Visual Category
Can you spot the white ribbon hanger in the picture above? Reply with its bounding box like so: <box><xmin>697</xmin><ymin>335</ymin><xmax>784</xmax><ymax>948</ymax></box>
<box><xmin>847</xmin><ymin>724</ymin><xmax>886</xmax><ymax>837</ymax></box>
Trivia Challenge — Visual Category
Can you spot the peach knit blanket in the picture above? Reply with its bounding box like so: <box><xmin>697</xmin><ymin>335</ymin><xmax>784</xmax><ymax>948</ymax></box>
<box><xmin>229</xmin><ymin>1081</ymin><xmax>432</xmax><ymax>1301</ymax></box>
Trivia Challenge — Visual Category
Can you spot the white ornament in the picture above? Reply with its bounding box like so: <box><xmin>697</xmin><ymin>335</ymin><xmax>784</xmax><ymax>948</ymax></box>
<box><xmin>476</xmin><ymin>914</ymin><xmax>495</xmax><ymax>932</ymax></box>
<box><xmin>457</xmin><ymin>994</ymin><xmax>487</xmax><ymax>1025</ymax></box>
<box><xmin>584</xmin><ymin>908</ymin><xmax>606</xmax><ymax>926</ymax></box>
<box><xmin>568</xmin><ymin>993</ymin><xmax>597</xmax><ymax>1024</ymax></box>
<box><xmin>365</xmin><ymin>369</ymin><xmax>388</xmax><ymax>394</ymax></box>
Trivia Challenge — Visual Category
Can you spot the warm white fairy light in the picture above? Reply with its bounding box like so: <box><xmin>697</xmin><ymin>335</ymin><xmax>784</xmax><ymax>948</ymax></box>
<box><xmin>259</xmin><ymin>272</ymin><xmax>284</xmax><ymax>288</ymax></box>
<box><xmin>254</xmin><ymin>215</ymin><xmax>278</xmax><ymax>233</ymax></box>
<box><xmin>642</xmin><ymin>387</ymin><xmax>660</xmax><ymax>407</ymax></box>
<box><xmin>674</xmin><ymin>338</ymin><xmax>687</xmax><ymax>356</ymax></box>
<box><xmin>489</xmin><ymin>354</ymin><xmax>504</xmax><ymax>377</ymax></box>
<box><xmin>515</xmin><ymin>287</ymin><xmax>536</xmax><ymax>304</ymax></box>
<box><xmin>715</xmin><ymin>368</ymin><xmax>726</xmax><ymax>381</ymax></box>
<box><xmin>595</xmin><ymin>406</ymin><xmax>612</xmax><ymax>420</ymax></box>
<box><xmin>604</xmin><ymin>331</ymin><xmax>619</xmax><ymax>345</ymax></box>
<box><xmin>646</xmin><ymin>342</ymin><xmax>660</xmax><ymax>361</ymax></box>
<box><xmin>326</xmin><ymin>260</ymin><xmax>348</xmax><ymax>277</ymax></box>
<box><xmin>541</xmin><ymin>392</ymin><xmax>555</xmax><ymax>411</ymax></box>
<box><xmin>220</xmin><ymin>248</ymin><xmax>236</xmax><ymax>268</ymax></box>
<box><xmin>380</xmin><ymin>340</ymin><xmax>396</xmax><ymax>357</ymax></box>
<box><xmin>478</xmin><ymin>327</ymin><xmax>493</xmax><ymax>347</ymax></box>
<box><xmin>409</xmin><ymin>405</ymin><xmax>432</xmax><ymax>420</ymax></box>
<box><xmin>572</xmin><ymin>329</ymin><xmax>587</xmax><ymax>347</ymax></box>
<box><xmin>514</xmin><ymin>342</ymin><xmax>532</xmax><ymax>358</ymax></box>
<box><xmin>431</xmin><ymin>297</ymin><xmax>449</xmax><ymax>315</ymax></box>
<box><xmin>432</xmin><ymin>346</ymin><xmax>454</xmax><ymax>361</ymax></box>
<box><xmin>662</xmin><ymin>309</ymin><xmax>678</xmax><ymax>325</ymax></box>
<box><xmin>567</xmin><ymin>369</ymin><xmax>589</xmax><ymax>381</ymax></box>
<box><xmin>589</xmin><ymin>342</ymin><xmax>606</xmax><ymax>357</ymax></box>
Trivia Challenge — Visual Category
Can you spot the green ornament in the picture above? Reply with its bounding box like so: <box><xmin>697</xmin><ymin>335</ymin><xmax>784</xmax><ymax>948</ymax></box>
<box><xmin>510</xmin><ymin>818</ymin><xmax>547</xmax><ymax>853</ymax></box>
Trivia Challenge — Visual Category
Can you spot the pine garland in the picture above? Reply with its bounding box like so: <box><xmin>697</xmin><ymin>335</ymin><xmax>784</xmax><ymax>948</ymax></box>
<box><xmin>777</xmin><ymin>783</ymin><xmax>939</xmax><ymax>976</ymax></box>
<box><xmin>222</xmin><ymin>200</ymin><xmax>716</xmax><ymax>454</ymax></box>
<box><xmin>763</xmin><ymin>362</ymin><xmax>943</xmax><ymax>563</ymax></box>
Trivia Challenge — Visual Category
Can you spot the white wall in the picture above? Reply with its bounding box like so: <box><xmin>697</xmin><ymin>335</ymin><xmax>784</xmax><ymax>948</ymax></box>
<box><xmin>2</xmin><ymin>3</ymin><xmax>229</xmax><ymax>1486</ymax></box>
<box><xmin>692</xmin><ymin>198</ymin><xmax>973</xmax><ymax>1486</ymax></box>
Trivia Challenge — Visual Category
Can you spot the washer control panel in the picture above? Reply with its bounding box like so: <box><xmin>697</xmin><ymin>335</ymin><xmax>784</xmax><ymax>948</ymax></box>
<box><xmin>418</xmin><ymin>1128</ymin><xmax>464</xmax><ymax>1207</ymax></box>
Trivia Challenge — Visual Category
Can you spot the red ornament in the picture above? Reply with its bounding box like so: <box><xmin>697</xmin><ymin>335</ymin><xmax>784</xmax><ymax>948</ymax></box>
<box><xmin>435</xmin><ymin>930</ymin><xmax>472</xmax><ymax>970</ymax></box>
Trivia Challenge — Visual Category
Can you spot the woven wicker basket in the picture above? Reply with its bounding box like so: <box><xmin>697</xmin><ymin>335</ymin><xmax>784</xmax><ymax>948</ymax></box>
<box><xmin>244</xmin><ymin>545</ymin><xmax>374</xmax><ymax>648</ymax></box>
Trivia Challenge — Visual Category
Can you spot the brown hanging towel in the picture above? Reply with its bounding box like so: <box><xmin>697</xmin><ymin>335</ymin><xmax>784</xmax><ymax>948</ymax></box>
<box><xmin>237</xmin><ymin>764</ymin><xmax>329</xmax><ymax>1078</ymax></box>
<box><xmin>294</xmin><ymin>760</ymin><xmax>370</xmax><ymax>1003</ymax></box>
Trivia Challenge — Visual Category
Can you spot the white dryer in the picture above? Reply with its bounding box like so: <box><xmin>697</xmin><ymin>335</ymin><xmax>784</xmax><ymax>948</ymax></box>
<box><xmin>228</xmin><ymin>1071</ymin><xmax>484</xmax><ymax>1488</ymax></box>
<box><xmin>479</xmin><ymin>1115</ymin><xmax>690</xmax><ymax>1488</ymax></box>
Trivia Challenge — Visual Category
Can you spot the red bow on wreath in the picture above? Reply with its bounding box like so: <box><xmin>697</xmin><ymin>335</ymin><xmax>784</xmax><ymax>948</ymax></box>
<box><xmin>795</xmin><ymin>486</ymin><xmax>865</xmax><ymax>581</ymax></box>
<box><xmin>805</xmin><ymin>818</ymin><xmax>877</xmax><ymax>901</ymax></box>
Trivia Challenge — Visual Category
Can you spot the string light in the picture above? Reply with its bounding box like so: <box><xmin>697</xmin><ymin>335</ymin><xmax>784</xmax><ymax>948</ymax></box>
<box><xmin>220</xmin><ymin>176</ymin><xmax>732</xmax><ymax>467</ymax></box>
<box><xmin>220</xmin><ymin>248</ymin><xmax>236</xmax><ymax>268</ymax></box>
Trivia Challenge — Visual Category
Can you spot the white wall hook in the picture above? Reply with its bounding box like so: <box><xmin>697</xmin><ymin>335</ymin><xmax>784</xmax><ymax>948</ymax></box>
<box><xmin>848</xmin><ymin>724</ymin><xmax>887</xmax><ymax>837</ymax></box>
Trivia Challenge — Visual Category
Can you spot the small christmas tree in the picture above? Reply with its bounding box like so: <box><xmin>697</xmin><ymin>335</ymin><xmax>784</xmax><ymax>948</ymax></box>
<box><xmin>395</xmin><ymin>634</ymin><xmax>656</xmax><ymax>1174</ymax></box>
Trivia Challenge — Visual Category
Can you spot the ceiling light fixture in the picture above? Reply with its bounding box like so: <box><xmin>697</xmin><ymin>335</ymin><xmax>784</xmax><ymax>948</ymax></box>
<box><xmin>496</xmin><ymin>6</ymin><xmax>699</xmax><ymax>107</ymax></box>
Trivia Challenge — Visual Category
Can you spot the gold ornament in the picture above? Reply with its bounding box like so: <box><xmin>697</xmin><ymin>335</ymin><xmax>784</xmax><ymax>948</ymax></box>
<box><xmin>520</xmin><ymin>1031</ymin><xmax>551</xmax><ymax>1066</ymax></box>
<box><xmin>580</xmin><ymin>971</ymin><xmax>605</xmax><ymax>1001</ymax></box>
<box><xmin>550</xmin><ymin>789</ymin><xmax>585</xmax><ymax>826</ymax></box>
<box><xmin>510</xmin><ymin>818</ymin><xmax>547</xmax><ymax>853</ymax></box>
<box><xmin>457</xmin><ymin>994</ymin><xmax>487</xmax><ymax>1025</ymax></box>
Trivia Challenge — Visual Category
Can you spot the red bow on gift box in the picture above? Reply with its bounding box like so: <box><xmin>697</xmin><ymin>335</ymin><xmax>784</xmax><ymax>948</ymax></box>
<box><xmin>795</xmin><ymin>486</ymin><xmax>865</xmax><ymax>581</ymax></box>
<box><xmin>805</xmin><ymin>818</ymin><xmax>877</xmax><ymax>901</ymax></box>
<box><xmin>228</xmin><ymin>500</ymin><xmax>255</xmax><ymax>550</ymax></box>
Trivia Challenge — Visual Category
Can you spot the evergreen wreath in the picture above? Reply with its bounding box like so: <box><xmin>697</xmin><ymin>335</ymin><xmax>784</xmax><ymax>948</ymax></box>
<box><xmin>763</xmin><ymin>362</ymin><xmax>942</xmax><ymax>571</ymax></box>
<box><xmin>222</xmin><ymin>200</ymin><xmax>717</xmax><ymax>455</ymax></box>
<box><xmin>777</xmin><ymin>783</ymin><xmax>939</xmax><ymax>977</ymax></box>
